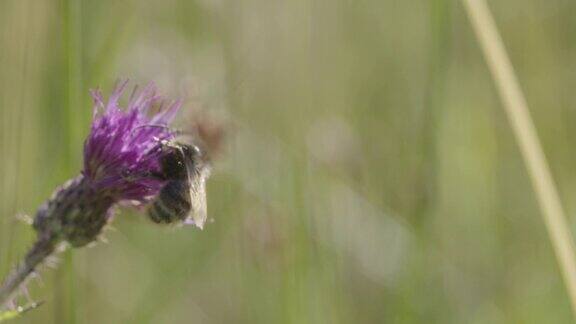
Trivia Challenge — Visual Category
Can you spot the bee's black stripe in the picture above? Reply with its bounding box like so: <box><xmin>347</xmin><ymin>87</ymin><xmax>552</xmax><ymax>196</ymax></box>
<box><xmin>159</xmin><ymin>181</ymin><xmax>191</xmax><ymax>214</ymax></box>
<box><xmin>148</xmin><ymin>181</ymin><xmax>191</xmax><ymax>224</ymax></box>
<box><xmin>149</xmin><ymin>203</ymin><xmax>174</xmax><ymax>223</ymax></box>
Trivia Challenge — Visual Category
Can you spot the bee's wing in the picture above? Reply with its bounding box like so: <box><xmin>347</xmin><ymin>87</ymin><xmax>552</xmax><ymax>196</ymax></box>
<box><xmin>184</xmin><ymin>157</ymin><xmax>211</xmax><ymax>229</ymax></box>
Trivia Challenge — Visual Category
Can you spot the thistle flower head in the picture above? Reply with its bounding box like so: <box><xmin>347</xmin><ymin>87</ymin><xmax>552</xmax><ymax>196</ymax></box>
<box><xmin>0</xmin><ymin>80</ymin><xmax>208</xmax><ymax>309</ymax></box>
<box><xmin>83</xmin><ymin>80</ymin><xmax>181</xmax><ymax>203</ymax></box>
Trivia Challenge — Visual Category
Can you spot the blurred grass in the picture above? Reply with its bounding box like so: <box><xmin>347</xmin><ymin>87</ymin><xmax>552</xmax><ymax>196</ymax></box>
<box><xmin>60</xmin><ymin>0</ymin><xmax>83</xmax><ymax>322</ymax></box>
<box><xmin>1</xmin><ymin>0</ymin><xmax>576</xmax><ymax>323</ymax></box>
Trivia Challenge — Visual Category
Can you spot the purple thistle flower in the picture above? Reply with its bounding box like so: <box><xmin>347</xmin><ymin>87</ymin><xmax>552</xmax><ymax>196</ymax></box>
<box><xmin>84</xmin><ymin>80</ymin><xmax>181</xmax><ymax>203</ymax></box>
<box><xmin>0</xmin><ymin>80</ymin><xmax>189</xmax><ymax>308</ymax></box>
<box><xmin>31</xmin><ymin>80</ymin><xmax>184</xmax><ymax>247</ymax></box>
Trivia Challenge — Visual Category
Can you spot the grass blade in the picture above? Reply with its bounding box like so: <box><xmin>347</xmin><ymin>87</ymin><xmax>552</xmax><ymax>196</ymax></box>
<box><xmin>462</xmin><ymin>0</ymin><xmax>576</xmax><ymax>317</ymax></box>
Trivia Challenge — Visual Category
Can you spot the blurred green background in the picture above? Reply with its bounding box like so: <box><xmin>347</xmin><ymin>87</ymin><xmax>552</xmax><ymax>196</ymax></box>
<box><xmin>1</xmin><ymin>0</ymin><xmax>576</xmax><ymax>323</ymax></box>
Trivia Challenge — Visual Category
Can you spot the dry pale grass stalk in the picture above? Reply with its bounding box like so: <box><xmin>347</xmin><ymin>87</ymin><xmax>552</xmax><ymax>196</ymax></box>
<box><xmin>462</xmin><ymin>0</ymin><xmax>576</xmax><ymax>317</ymax></box>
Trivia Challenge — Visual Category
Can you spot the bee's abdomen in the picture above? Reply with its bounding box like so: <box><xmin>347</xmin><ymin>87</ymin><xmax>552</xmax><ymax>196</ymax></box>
<box><xmin>148</xmin><ymin>181</ymin><xmax>191</xmax><ymax>224</ymax></box>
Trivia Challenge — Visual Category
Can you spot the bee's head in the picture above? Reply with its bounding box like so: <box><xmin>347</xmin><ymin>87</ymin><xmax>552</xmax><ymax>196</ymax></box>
<box><xmin>159</xmin><ymin>141</ymin><xmax>210</xmax><ymax>179</ymax></box>
<box><xmin>179</xmin><ymin>143</ymin><xmax>203</xmax><ymax>163</ymax></box>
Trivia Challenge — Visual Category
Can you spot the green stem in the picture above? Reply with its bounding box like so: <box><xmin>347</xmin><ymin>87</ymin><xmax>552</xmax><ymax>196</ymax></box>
<box><xmin>0</xmin><ymin>238</ymin><xmax>56</xmax><ymax>308</ymax></box>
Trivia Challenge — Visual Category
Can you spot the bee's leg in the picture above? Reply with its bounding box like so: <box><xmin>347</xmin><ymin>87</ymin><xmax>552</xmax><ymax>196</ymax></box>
<box><xmin>148</xmin><ymin>171</ymin><xmax>165</xmax><ymax>180</ymax></box>
<box><xmin>120</xmin><ymin>170</ymin><xmax>165</xmax><ymax>182</ymax></box>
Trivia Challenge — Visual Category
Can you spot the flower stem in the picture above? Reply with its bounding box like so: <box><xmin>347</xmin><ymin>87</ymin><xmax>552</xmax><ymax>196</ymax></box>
<box><xmin>0</xmin><ymin>238</ymin><xmax>56</xmax><ymax>308</ymax></box>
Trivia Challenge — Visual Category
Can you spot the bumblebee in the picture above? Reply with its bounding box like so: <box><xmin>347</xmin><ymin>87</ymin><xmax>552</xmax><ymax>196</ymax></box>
<box><xmin>148</xmin><ymin>140</ymin><xmax>211</xmax><ymax>229</ymax></box>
